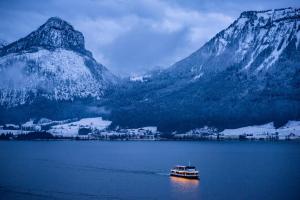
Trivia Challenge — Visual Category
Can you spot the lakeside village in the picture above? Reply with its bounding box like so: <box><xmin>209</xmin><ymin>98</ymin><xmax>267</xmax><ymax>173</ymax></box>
<box><xmin>0</xmin><ymin>117</ymin><xmax>300</xmax><ymax>141</ymax></box>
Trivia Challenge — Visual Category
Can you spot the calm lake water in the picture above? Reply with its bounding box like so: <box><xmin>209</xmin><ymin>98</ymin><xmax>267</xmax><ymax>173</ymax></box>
<box><xmin>0</xmin><ymin>141</ymin><xmax>299</xmax><ymax>200</ymax></box>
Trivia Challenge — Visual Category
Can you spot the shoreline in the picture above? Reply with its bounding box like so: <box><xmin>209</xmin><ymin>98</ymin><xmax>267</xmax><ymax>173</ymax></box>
<box><xmin>1</xmin><ymin>137</ymin><xmax>300</xmax><ymax>142</ymax></box>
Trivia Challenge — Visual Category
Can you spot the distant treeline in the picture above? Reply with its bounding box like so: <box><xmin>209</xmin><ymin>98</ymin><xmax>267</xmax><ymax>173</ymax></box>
<box><xmin>0</xmin><ymin>131</ymin><xmax>54</xmax><ymax>140</ymax></box>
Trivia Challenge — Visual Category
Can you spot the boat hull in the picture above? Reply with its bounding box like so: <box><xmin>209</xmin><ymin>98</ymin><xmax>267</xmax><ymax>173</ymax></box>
<box><xmin>170</xmin><ymin>173</ymin><xmax>199</xmax><ymax>179</ymax></box>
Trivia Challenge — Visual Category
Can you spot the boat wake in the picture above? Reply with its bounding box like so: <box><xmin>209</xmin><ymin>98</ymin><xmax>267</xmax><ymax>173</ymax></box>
<box><xmin>34</xmin><ymin>158</ymin><xmax>169</xmax><ymax>177</ymax></box>
<box><xmin>79</xmin><ymin>165</ymin><xmax>168</xmax><ymax>177</ymax></box>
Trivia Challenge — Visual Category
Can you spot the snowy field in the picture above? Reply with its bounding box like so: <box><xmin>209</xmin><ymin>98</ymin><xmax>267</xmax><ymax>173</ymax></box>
<box><xmin>48</xmin><ymin>117</ymin><xmax>111</xmax><ymax>137</ymax></box>
<box><xmin>220</xmin><ymin>121</ymin><xmax>300</xmax><ymax>139</ymax></box>
<box><xmin>0</xmin><ymin>119</ymin><xmax>300</xmax><ymax>140</ymax></box>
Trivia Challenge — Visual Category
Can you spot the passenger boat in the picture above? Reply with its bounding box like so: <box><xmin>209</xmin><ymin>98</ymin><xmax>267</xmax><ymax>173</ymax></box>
<box><xmin>170</xmin><ymin>165</ymin><xmax>199</xmax><ymax>179</ymax></box>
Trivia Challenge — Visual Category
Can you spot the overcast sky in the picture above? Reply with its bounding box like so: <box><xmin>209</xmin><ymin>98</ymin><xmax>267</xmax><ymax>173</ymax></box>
<box><xmin>0</xmin><ymin>0</ymin><xmax>299</xmax><ymax>76</ymax></box>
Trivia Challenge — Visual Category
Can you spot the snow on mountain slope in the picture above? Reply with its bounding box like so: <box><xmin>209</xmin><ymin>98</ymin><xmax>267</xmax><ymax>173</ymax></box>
<box><xmin>166</xmin><ymin>8</ymin><xmax>300</xmax><ymax>78</ymax></box>
<box><xmin>0</xmin><ymin>17</ymin><xmax>117</xmax><ymax>107</ymax></box>
<box><xmin>0</xmin><ymin>49</ymin><xmax>108</xmax><ymax>106</ymax></box>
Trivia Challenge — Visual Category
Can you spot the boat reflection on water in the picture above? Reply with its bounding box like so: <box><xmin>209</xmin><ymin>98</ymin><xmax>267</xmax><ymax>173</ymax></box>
<box><xmin>169</xmin><ymin>176</ymin><xmax>200</xmax><ymax>199</ymax></box>
<box><xmin>170</xmin><ymin>176</ymin><xmax>199</xmax><ymax>187</ymax></box>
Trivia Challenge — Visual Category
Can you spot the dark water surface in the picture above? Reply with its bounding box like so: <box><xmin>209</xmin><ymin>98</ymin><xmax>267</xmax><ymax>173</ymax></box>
<box><xmin>0</xmin><ymin>141</ymin><xmax>299</xmax><ymax>200</ymax></box>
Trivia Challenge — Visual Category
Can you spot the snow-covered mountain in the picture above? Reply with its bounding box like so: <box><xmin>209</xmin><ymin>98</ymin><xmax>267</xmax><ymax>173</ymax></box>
<box><xmin>109</xmin><ymin>8</ymin><xmax>300</xmax><ymax>131</ymax></box>
<box><xmin>0</xmin><ymin>17</ymin><xmax>118</xmax><ymax>124</ymax></box>
<box><xmin>0</xmin><ymin>17</ymin><xmax>117</xmax><ymax>108</ymax></box>
<box><xmin>165</xmin><ymin>7</ymin><xmax>300</xmax><ymax>78</ymax></box>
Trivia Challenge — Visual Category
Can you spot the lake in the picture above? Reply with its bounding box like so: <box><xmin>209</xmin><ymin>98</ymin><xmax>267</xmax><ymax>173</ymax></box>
<box><xmin>0</xmin><ymin>141</ymin><xmax>299</xmax><ymax>200</ymax></box>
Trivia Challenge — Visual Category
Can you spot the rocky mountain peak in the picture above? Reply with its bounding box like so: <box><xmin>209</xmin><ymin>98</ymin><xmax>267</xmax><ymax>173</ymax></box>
<box><xmin>43</xmin><ymin>17</ymin><xmax>73</xmax><ymax>29</ymax></box>
<box><xmin>238</xmin><ymin>7</ymin><xmax>300</xmax><ymax>24</ymax></box>
<box><xmin>0</xmin><ymin>17</ymin><xmax>90</xmax><ymax>56</ymax></box>
<box><xmin>37</xmin><ymin>17</ymin><xmax>85</xmax><ymax>50</ymax></box>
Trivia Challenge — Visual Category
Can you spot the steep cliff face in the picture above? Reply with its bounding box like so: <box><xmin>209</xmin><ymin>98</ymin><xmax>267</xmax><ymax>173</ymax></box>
<box><xmin>109</xmin><ymin>8</ymin><xmax>300</xmax><ymax>131</ymax></box>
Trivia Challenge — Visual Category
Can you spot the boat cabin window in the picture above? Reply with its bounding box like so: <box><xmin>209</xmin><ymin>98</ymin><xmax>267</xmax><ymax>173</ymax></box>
<box><xmin>174</xmin><ymin>166</ymin><xmax>196</xmax><ymax>170</ymax></box>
